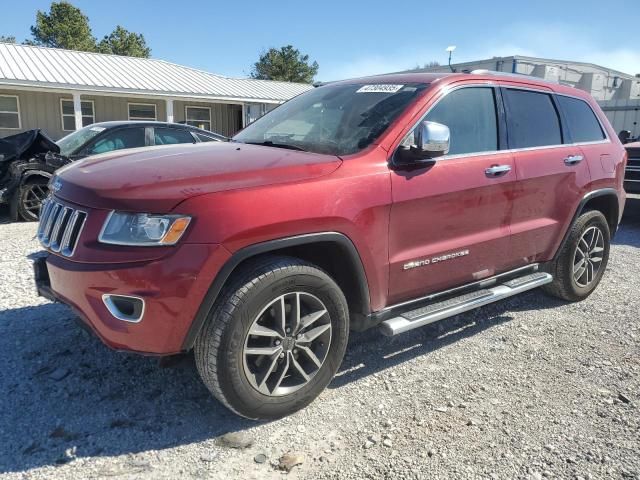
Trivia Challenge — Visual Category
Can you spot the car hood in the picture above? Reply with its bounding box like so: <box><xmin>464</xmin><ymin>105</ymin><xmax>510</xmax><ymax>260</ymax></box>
<box><xmin>53</xmin><ymin>143</ymin><xmax>342</xmax><ymax>211</ymax></box>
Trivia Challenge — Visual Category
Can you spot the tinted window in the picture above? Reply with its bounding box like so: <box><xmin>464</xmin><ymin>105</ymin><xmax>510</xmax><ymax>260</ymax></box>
<box><xmin>504</xmin><ymin>89</ymin><xmax>562</xmax><ymax>148</ymax></box>
<box><xmin>557</xmin><ymin>96</ymin><xmax>605</xmax><ymax>143</ymax></box>
<box><xmin>154</xmin><ymin>127</ymin><xmax>196</xmax><ymax>145</ymax></box>
<box><xmin>234</xmin><ymin>82</ymin><xmax>428</xmax><ymax>156</ymax></box>
<box><xmin>89</xmin><ymin>128</ymin><xmax>146</xmax><ymax>154</ymax></box>
<box><xmin>425</xmin><ymin>87</ymin><xmax>498</xmax><ymax>155</ymax></box>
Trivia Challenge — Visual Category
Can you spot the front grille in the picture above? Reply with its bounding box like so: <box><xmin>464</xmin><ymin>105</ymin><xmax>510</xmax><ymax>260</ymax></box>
<box><xmin>626</xmin><ymin>147</ymin><xmax>640</xmax><ymax>184</ymax></box>
<box><xmin>37</xmin><ymin>198</ymin><xmax>87</xmax><ymax>257</ymax></box>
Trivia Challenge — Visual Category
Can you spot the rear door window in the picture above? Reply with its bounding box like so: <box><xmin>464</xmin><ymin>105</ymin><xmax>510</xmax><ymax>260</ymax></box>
<box><xmin>504</xmin><ymin>89</ymin><xmax>562</xmax><ymax>148</ymax></box>
<box><xmin>556</xmin><ymin>95</ymin><xmax>605</xmax><ymax>143</ymax></box>
<box><xmin>154</xmin><ymin>127</ymin><xmax>196</xmax><ymax>145</ymax></box>
<box><xmin>88</xmin><ymin>127</ymin><xmax>146</xmax><ymax>154</ymax></box>
<box><xmin>425</xmin><ymin>87</ymin><xmax>498</xmax><ymax>155</ymax></box>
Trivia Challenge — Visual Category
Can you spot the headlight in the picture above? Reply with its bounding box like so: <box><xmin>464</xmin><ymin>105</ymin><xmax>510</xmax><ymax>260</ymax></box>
<box><xmin>99</xmin><ymin>212</ymin><xmax>191</xmax><ymax>246</ymax></box>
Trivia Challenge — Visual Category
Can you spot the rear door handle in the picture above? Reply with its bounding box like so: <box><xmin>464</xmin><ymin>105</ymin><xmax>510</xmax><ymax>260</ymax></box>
<box><xmin>564</xmin><ymin>154</ymin><xmax>584</xmax><ymax>166</ymax></box>
<box><xmin>485</xmin><ymin>165</ymin><xmax>512</xmax><ymax>177</ymax></box>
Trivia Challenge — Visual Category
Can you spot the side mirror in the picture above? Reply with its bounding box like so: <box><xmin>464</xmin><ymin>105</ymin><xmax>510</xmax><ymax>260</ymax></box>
<box><xmin>394</xmin><ymin>121</ymin><xmax>450</xmax><ymax>168</ymax></box>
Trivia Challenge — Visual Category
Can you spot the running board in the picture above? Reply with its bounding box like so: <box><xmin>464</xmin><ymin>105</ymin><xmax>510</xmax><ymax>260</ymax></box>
<box><xmin>380</xmin><ymin>272</ymin><xmax>552</xmax><ymax>336</ymax></box>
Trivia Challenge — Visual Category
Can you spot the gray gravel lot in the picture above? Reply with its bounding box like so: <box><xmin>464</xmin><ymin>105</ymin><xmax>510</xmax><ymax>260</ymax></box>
<box><xmin>1</xmin><ymin>199</ymin><xmax>639</xmax><ymax>480</ymax></box>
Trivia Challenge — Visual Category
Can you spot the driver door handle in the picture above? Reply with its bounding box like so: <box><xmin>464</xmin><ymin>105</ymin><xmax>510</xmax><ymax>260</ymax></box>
<box><xmin>564</xmin><ymin>154</ymin><xmax>584</xmax><ymax>166</ymax></box>
<box><xmin>485</xmin><ymin>165</ymin><xmax>512</xmax><ymax>177</ymax></box>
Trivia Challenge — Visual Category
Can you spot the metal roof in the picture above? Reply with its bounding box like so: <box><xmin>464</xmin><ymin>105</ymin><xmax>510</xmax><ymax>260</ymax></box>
<box><xmin>0</xmin><ymin>42</ymin><xmax>313</xmax><ymax>103</ymax></box>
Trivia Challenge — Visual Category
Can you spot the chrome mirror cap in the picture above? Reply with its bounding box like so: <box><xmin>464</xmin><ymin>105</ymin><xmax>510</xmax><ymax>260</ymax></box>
<box><xmin>417</xmin><ymin>121</ymin><xmax>450</xmax><ymax>156</ymax></box>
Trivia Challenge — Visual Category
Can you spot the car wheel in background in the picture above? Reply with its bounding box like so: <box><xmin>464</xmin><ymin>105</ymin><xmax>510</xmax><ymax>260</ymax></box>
<box><xmin>15</xmin><ymin>177</ymin><xmax>49</xmax><ymax>222</ymax></box>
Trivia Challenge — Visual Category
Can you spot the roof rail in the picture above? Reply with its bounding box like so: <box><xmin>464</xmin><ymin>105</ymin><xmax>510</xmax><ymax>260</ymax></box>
<box><xmin>469</xmin><ymin>69</ymin><xmax>559</xmax><ymax>84</ymax></box>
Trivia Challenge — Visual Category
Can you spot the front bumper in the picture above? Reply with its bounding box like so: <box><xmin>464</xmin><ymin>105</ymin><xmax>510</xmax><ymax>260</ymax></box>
<box><xmin>34</xmin><ymin>244</ymin><xmax>230</xmax><ymax>355</ymax></box>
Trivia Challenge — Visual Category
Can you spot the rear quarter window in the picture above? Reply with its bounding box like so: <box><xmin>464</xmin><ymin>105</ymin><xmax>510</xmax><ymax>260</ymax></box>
<box><xmin>556</xmin><ymin>95</ymin><xmax>605</xmax><ymax>143</ymax></box>
<box><xmin>504</xmin><ymin>89</ymin><xmax>562</xmax><ymax>148</ymax></box>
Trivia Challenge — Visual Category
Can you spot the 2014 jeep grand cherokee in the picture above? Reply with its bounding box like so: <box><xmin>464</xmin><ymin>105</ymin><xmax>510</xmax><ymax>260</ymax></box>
<box><xmin>33</xmin><ymin>72</ymin><xmax>627</xmax><ymax>419</ymax></box>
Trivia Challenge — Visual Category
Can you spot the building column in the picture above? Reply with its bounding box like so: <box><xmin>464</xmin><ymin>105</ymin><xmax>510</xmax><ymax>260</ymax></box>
<box><xmin>72</xmin><ymin>92</ymin><xmax>83</xmax><ymax>130</ymax></box>
<box><xmin>166</xmin><ymin>98</ymin><xmax>174</xmax><ymax>123</ymax></box>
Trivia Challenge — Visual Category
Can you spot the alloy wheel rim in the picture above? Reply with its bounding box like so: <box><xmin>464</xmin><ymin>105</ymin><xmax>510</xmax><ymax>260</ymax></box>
<box><xmin>572</xmin><ymin>225</ymin><xmax>604</xmax><ymax>288</ymax></box>
<box><xmin>24</xmin><ymin>184</ymin><xmax>49</xmax><ymax>218</ymax></box>
<box><xmin>242</xmin><ymin>292</ymin><xmax>332</xmax><ymax>396</ymax></box>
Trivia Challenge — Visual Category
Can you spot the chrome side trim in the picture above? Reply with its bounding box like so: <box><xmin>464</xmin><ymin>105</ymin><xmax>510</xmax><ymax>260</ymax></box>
<box><xmin>381</xmin><ymin>272</ymin><xmax>552</xmax><ymax>336</ymax></box>
<box><xmin>101</xmin><ymin>294</ymin><xmax>145</xmax><ymax>323</ymax></box>
<box><xmin>378</xmin><ymin>263</ymin><xmax>540</xmax><ymax>316</ymax></box>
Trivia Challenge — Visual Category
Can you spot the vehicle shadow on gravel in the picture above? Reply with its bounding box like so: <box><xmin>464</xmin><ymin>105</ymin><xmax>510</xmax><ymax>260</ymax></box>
<box><xmin>0</xmin><ymin>302</ymin><xmax>254</xmax><ymax>473</ymax></box>
<box><xmin>332</xmin><ymin>290</ymin><xmax>566</xmax><ymax>388</ymax></box>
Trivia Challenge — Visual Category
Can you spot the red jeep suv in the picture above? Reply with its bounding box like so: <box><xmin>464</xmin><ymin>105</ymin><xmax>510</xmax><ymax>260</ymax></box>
<box><xmin>33</xmin><ymin>72</ymin><xmax>626</xmax><ymax>419</ymax></box>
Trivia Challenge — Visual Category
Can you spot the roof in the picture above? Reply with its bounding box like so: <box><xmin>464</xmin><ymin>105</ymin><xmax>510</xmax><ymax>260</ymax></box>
<box><xmin>0</xmin><ymin>43</ymin><xmax>313</xmax><ymax>103</ymax></box>
<box><xmin>330</xmin><ymin>71</ymin><xmax>574</xmax><ymax>92</ymax></box>
<box><xmin>332</xmin><ymin>72</ymin><xmax>453</xmax><ymax>85</ymax></box>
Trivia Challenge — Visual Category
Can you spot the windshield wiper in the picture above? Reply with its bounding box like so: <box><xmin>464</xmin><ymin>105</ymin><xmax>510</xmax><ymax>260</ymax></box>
<box><xmin>244</xmin><ymin>141</ymin><xmax>306</xmax><ymax>152</ymax></box>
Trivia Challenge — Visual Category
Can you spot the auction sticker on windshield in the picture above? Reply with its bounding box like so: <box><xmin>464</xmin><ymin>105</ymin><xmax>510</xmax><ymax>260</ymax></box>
<box><xmin>356</xmin><ymin>84</ymin><xmax>404</xmax><ymax>93</ymax></box>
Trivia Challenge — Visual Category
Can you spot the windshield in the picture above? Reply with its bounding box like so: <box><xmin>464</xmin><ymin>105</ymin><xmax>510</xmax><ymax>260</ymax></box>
<box><xmin>56</xmin><ymin>125</ymin><xmax>106</xmax><ymax>156</ymax></box>
<box><xmin>233</xmin><ymin>82</ymin><xmax>428</xmax><ymax>156</ymax></box>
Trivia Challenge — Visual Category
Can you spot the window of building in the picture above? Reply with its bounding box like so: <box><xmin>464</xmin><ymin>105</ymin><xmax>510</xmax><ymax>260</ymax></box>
<box><xmin>185</xmin><ymin>106</ymin><xmax>211</xmax><ymax>131</ymax></box>
<box><xmin>504</xmin><ymin>89</ymin><xmax>562</xmax><ymax>148</ymax></box>
<box><xmin>61</xmin><ymin>99</ymin><xmax>95</xmax><ymax>131</ymax></box>
<box><xmin>0</xmin><ymin>95</ymin><xmax>21</xmax><ymax>129</ymax></box>
<box><xmin>154</xmin><ymin>127</ymin><xmax>196</xmax><ymax>145</ymax></box>
<box><xmin>425</xmin><ymin>87</ymin><xmax>498</xmax><ymax>155</ymax></box>
<box><xmin>556</xmin><ymin>95</ymin><xmax>605</xmax><ymax>143</ymax></box>
<box><xmin>128</xmin><ymin>103</ymin><xmax>157</xmax><ymax>121</ymax></box>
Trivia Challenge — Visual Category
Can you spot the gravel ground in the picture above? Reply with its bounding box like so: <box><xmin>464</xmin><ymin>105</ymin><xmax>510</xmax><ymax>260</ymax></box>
<box><xmin>1</xmin><ymin>198</ymin><xmax>639</xmax><ymax>480</ymax></box>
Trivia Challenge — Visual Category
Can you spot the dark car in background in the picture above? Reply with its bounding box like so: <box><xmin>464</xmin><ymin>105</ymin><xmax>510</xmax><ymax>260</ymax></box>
<box><xmin>56</xmin><ymin>121</ymin><xmax>227</xmax><ymax>160</ymax></box>
<box><xmin>624</xmin><ymin>141</ymin><xmax>640</xmax><ymax>194</ymax></box>
<box><xmin>1</xmin><ymin>121</ymin><xmax>226</xmax><ymax>221</ymax></box>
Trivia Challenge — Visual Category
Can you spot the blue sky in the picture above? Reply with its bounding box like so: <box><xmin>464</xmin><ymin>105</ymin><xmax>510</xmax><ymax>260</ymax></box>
<box><xmin>3</xmin><ymin>0</ymin><xmax>640</xmax><ymax>80</ymax></box>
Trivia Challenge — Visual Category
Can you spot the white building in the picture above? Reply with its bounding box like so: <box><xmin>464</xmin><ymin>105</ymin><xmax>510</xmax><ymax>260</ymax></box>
<box><xmin>0</xmin><ymin>43</ymin><xmax>313</xmax><ymax>140</ymax></box>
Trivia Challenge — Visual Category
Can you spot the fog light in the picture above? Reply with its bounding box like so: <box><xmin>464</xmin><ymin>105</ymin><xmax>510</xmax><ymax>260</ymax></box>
<box><xmin>102</xmin><ymin>294</ymin><xmax>145</xmax><ymax>323</ymax></box>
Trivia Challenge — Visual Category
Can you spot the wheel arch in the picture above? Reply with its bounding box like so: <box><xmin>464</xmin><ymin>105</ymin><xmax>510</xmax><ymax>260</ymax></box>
<box><xmin>553</xmin><ymin>188</ymin><xmax>620</xmax><ymax>261</ymax></box>
<box><xmin>20</xmin><ymin>169</ymin><xmax>53</xmax><ymax>184</ymax></box>
<box><xmin>181</xmin><ymin>232</ymin><xmax>371</xmax><ymax>351</ymax></box>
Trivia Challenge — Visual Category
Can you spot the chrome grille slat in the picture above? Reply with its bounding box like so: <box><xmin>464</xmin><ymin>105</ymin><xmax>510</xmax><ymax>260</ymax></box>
<box><xmin>50</xmin><ymin>207</ymin><xmax>72</xmax><ymax>252</ymax></box>
<box><xmin>42</xmin><ymin>204</ymin><xmax>61</xmax><ymax>246</ymax></box>
<box><xmin>37</xmin><ymin>200</ymin><xmax>53</xmax><ymax>239</ymax></box>
<box><xmin>36</xmin><ymin>198</ymin><xmax>87</xmax><ymax>257</ymax></box>
<box><xmin>59</xmin><ymin>210</ymin><xmax>79</xmax><ymax>253</ymax></box>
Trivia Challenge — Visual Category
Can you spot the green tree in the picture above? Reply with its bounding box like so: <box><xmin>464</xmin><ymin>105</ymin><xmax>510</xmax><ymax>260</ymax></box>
<box><xmin>0</xmin><ymin>35</ymin><xmax>16</xmax><ymax>43</ymax></box>
<box><xmin>251</xmin><ymin>45</ymin><xmax>319</xmax><ymax>83</ymax></box>
<box><xmin>413</xmin><ymin>60</ymin><xmax>441</xmax><ymax>70</ymax></box>
<box><xmin>29</xmin><ymin>1</ymin><xmax>96</xmax><ymax>51</ymax></box>
<box><xmin>97</xmin><ymin>25</ymin><xmax>151</xmax><ymax>58</ymax></box>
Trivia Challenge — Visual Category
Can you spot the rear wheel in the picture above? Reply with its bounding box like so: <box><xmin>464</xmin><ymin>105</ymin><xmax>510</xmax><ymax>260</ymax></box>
<box><xmin>14</xmin><ymin>177</ymin><xmax>49</xmax><ymax>222</ymax></box>
<box><xmin>543</xmin><ymin>210</ymin><xmax>610</xmax><ymax>301</ymax></box>
<box><xmin>194</xmin><ymin>256</ymin><xmax>349</xmax><ymax>420</ymax></box>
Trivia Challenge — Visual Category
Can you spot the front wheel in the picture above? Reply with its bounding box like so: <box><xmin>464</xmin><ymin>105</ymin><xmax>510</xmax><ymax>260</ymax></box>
<box><xmin>543</xmin><ymin>210</ymin><xmax>611</xmax><ymax>301</ymax></box>
<box><xmin>194</xmin><ymin>256</ymin><xmax>349</xmax><ymax>420</ymax></box>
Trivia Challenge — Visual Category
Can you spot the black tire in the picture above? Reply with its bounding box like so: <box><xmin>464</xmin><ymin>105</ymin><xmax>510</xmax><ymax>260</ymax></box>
<box><xmin>14</xmin><ymin>177</ymin><xmax>49</xmax><ymax>222</ymax></box>
<box><xmin>543</xmin><ymin>210</ymin><xmax>610</xmax><ymax>302</ymax></box>
<box><xmin>194</xmin><ymin>255</ymin><xmax>349</xmax><ymax>420</ymax></box>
